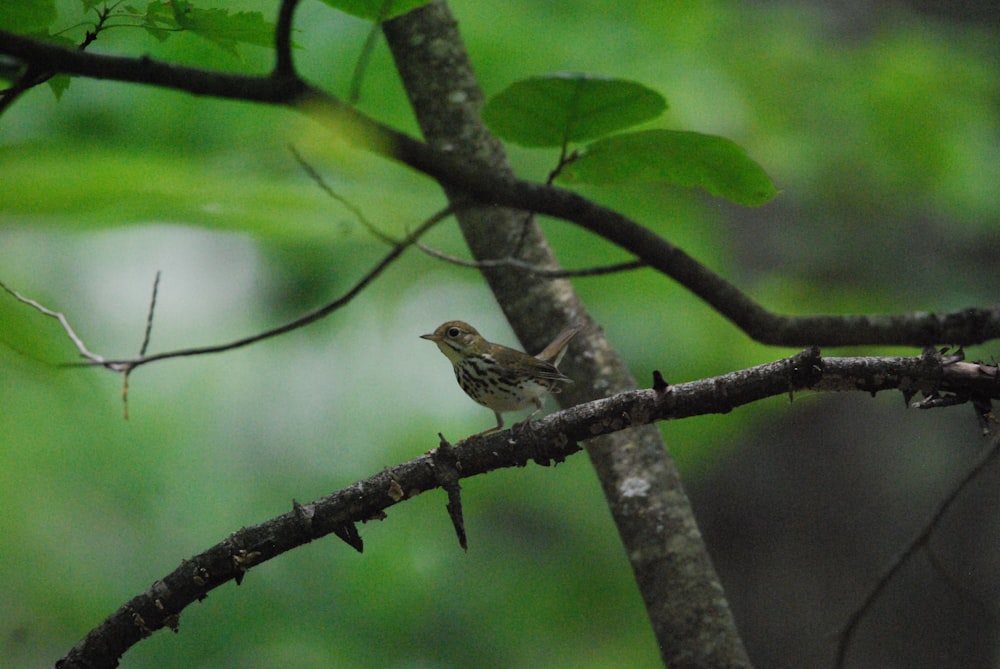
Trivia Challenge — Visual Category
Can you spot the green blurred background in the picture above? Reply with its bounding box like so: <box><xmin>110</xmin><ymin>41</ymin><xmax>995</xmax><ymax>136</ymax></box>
<box><xmin>2</xmin><ymin>1</ymin><xmax>999</xmax><ymax>667</ymax></box>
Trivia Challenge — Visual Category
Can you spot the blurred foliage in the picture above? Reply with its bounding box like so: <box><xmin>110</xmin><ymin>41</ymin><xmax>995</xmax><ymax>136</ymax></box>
<box><xmin>1</xmin><ymin>1</ymin><xmax>998</xmax><ymax>668</ymax></box>
<box><xmin>0</xmin><ymin>0</ymin><xmax>57</xmax><ymax>33</ymax></box>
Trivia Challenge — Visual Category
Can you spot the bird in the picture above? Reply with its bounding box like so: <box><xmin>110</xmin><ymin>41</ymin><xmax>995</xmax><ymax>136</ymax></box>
<box><xmin>421</xmin><ymin>320</ymin><xmax>580</xmax><ymax>437</ymax></box>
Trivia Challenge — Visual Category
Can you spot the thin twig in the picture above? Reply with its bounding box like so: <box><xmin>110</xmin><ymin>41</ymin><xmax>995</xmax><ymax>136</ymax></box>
<box><xmin>923</xmin><ymin>542</ymin><xmax>992</xmax><ymax>619</ymax></box>
<box><xmin>122</xmin><ymin>271</ymin><xmax>162</xmax><ymax>419</ymax></box>
<box><xmin>288</xmin><ymin>144</ymin><xmax>399</xmax><ymax>244</ymax></box>
<box><xmin>511</xmin><ymin>140</ymin><xmax>576</xmax><ymax>257</ymax></box>
<box><xmin>0</xmin><ymin>279</ymin><xmax>120</xmax><ymax>369</ymax></box>
<box><xmin>291</xmin><ymin>142</ymin><xmax>642</xmax><ymax>279</ymax></box>
<box><xmin>546</xmin><ymin>142</ymin><xmax>578</xmax><ymax>184</ymax></box>
<box><xmin>122</xmin><ymin>371</ymin><xmax>132</xmax><ymax>419</ymax></box>
<box><xmin>139</xmin><ymin>270</ymin><xmax>161</xmax><ymax>357</ymax></box>
<box><xmin>290</xmin><ymin>145</ymin><xmax>639</xmax><ymax>280</ymax></box>
<box><xmin>415</xmin><ymin>242</ymin><xmax>646</xmax><ymax>278</ymax></box>
<box><xmin>67</xmin><ymin>205</ymin><xmax>456</xmax><ymax>370</ymax></box>
<box><xmin>835</xmin><ymin>425</ymin><xmax>1000</xmax><ymax>668</ymax></box>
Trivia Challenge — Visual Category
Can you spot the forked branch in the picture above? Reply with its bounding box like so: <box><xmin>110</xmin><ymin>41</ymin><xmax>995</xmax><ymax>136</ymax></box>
<box><xmin>1</xmin><ymin>206</ymin><xmax>455</xmax><ymax>377</ymax></box>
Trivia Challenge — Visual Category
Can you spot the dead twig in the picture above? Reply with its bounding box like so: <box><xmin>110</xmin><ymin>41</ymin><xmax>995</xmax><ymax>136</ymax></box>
<box><xmin>835</xmin><ymin>424</ymin><xmax>1000</xmax><ymax>668</ymax></box>
<box><xmin>0</xmin><ymin>279</ymin><xmax>121</xmax><ymax>370</ymax></box>
<box><xmin>1</xmin><ymin>206</ymin><xmax>455</xmax><ymax>375</ymax></box>
<box><xmin>122</xmin><ymin>271</ymin><xmax>162</xmax><ymax>418</ymax></box>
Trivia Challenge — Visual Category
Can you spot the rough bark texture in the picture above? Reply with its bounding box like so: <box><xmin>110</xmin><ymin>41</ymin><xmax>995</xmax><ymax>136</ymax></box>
<box><xmin>383</xmin><ymin>3</ymin><xmax>752</xmax><ymax>667</ymax></box>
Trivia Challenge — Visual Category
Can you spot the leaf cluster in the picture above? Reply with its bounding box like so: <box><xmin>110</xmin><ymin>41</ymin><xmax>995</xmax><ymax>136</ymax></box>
<box><xmin>483</xmin><ymin>73</ymin><xmax>778</xmax><ymax>206</ymax></box>
<box><xmin>2</xmin><ymin>1</ymin><xmax>273</xmax><ymax>61</ymax></box>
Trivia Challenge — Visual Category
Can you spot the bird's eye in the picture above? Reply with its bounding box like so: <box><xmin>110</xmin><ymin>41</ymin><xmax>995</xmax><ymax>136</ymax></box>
<box><xmin>447</xmin><ymin>327</ymin><xmax>461</xmax><ymax>338</ymax></box>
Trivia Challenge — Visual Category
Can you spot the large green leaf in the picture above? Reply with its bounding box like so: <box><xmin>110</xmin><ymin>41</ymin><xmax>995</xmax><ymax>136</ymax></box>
<box><xmin>482</xmin><ymin>74</ymin><xmax>667</xmax><ymax>147</ymax></box>
<box><xmin>562</xmin><ymin>129</ymin><xmax>778</xmax><ymax>206</ymax></box>
<box><xmin>317</xmin><ymin>0</ymin><xmax>433</xmax><ymax>21</ymax></box>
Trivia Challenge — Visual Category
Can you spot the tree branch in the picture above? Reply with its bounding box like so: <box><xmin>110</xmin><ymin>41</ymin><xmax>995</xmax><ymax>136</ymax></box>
<box><xmin>274</xmin><ymin>0</ymin><xmax>300</xmax><ymax>77</ymax></box>
<box><xmin>54</xmin><ymin>346</ymin><xmax>997</xmax><ymax>669</ymax></box>
<box><xmin>1</xmin><ymin>29</ymin><xmax>997</xmax><ymax>347</ymax></box>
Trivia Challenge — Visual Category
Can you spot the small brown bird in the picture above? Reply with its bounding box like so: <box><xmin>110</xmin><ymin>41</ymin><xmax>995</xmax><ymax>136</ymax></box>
<box><xmin>421</xmin><ymin>320</ymin><xmax>580</xmax><ymax>437</ymax></box>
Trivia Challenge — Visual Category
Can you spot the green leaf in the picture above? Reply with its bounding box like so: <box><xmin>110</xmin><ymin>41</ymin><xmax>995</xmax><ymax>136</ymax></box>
<box><xmin>130</xmin><ymin>1</ymin><xmax>179</xmax><ymax>42</ymax></box>
<box><xmin>562</xmin><ymin>129</ymin><xmax>778</xmax><ymax>206</ymax></box>
<box><xmin>0</xmin><ymin>0</ymin><xmax>56</xmax><ymax>33</ymax></box>
<box><xmin>171</xmin><ymin>1</ymin><xmax>275</xmax><ymax>53</ymax></box>
<box><xmin>482</xmin><ymin>74</ymin><xmax>667</xmax><ymax>147</ymax></box>
<box><xmin>46</xmin><ymin>74</ymin><xmax>71</xmax><ymax>100</ymax></box>
<box><xmin>20</xmin><ymin>33</ymin><xmax>75</xmax><ymax>99</ymax></box>
<box><xmin>317</xmin><ymin>0</ymin><xmax>433</xmax><ymax>21</ymax></box>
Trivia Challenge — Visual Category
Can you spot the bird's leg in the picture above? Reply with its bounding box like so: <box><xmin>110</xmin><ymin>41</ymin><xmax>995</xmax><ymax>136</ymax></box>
<box><xmin>467</xmin><ymin>412</ymin><xmax>505</xmax><ymax>440</ymax></box>
<box><xmin>512</xmin><ymin>399</ymin><xmax>545</xmax><ymax>433</ymax></box>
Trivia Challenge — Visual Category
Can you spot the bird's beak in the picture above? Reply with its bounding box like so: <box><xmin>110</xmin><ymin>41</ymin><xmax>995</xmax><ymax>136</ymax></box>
<box><xmin>420</xmin><ymin>333</ymin><xmax>440</xmax><ymax>341</ymax></box>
